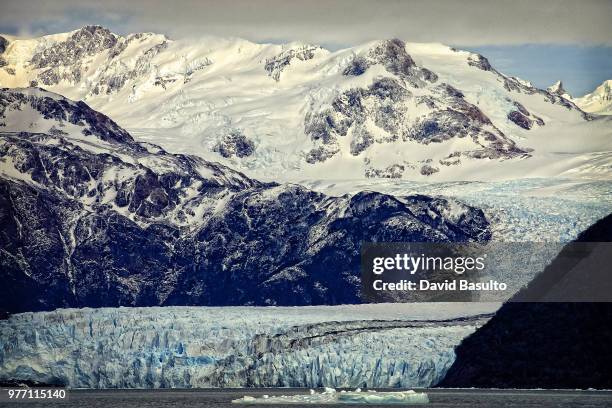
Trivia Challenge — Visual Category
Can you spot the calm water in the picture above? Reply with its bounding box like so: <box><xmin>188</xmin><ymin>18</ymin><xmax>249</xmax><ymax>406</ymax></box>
<box><xmin>2</xmin><ymin>388</ymin><xmax>611</xmax><ymax>407</ymax></box>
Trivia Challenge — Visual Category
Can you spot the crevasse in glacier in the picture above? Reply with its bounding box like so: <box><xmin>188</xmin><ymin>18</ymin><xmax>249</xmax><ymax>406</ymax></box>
<box><xmin>0</xmin><ymin>304</ymin><xmax>495</xmax><ymax>388</ymax></box>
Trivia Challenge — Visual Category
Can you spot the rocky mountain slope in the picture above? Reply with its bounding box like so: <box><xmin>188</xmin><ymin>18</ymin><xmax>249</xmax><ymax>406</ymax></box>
<box><xmin>439</xmin><ymin>214</ymin><xmax>612</xmax><ymax>389</ymax></box>
<box><xmin>1</xmin><ymin>26</ymin><xmax>609</xmax><ymax>181</ymax></box>
<box><xmin>549</xmin><ymin>79</ymin><xmax>612</xmax><ymax>116</ymax></box>
<box><xmin>546</xmin><ymin>80</ymin><xmax>572</xmax><ymax>100</ymax></box>
<box><xmin>0</xmin><ymin>87</ymin><xmax>490</xmax><ymax>313</ymax></box>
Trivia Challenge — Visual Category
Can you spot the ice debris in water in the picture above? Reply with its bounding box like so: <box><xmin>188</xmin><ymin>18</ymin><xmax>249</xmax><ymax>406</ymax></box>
<box><xmin>232</xmin><ymin>388</ymin><xmax>429</xmax><ymax>404</ymax></box>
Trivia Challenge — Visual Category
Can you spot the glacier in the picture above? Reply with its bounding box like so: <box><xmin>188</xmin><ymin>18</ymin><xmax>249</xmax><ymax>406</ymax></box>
<box><xmin>301</xmin><ymin>178</ymin><xmax>612</xmax><ymax>243</ymax></box>
<box><xmin>0</xmin><ymin>304</ymin><xmax>495</xmax><ymax>389</ymax></box>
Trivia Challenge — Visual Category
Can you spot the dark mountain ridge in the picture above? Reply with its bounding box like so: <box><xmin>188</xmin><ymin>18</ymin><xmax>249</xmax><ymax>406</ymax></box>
<box><xmin>0</xmin><ymin>88</ymin><xmax>491</xmax><ymax>313</ymax></box>
<box><xmin>439</xmin><ymin>213</ymin><xmax>612</xmax><ymax>389</ymax></box>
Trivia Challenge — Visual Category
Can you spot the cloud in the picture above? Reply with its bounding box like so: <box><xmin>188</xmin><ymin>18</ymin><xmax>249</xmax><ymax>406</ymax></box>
<box><xmin>1</xmin><ymin>0</ymin><xmax>611</xmax><ymax>47</ymax></box>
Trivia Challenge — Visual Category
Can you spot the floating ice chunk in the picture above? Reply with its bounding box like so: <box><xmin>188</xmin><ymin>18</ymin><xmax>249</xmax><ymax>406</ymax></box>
<box><xmin>339</xmin><ymin>390</ymin><xmax>429</xmax><ymax>404</ymax></box>
<box><xmin>232</xmin><ymin>392</ymin><xmax>336</xmax><ymax>404</ymax></box>
<box><xmin>231</xmin><ymin>388</ymin><xmax>429</xmax><ymax>404</ymax></box>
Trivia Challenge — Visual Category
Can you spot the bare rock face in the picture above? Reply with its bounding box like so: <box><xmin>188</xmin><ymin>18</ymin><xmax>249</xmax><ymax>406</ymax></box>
<box><xmin>547</xmin><ymin>80</ymin><xmax>569</xmax><ymax>97</ymax></box>
<box><xmin>305</xmin><ymin>69</ymin><xmax>526</xmax><ymax>166</ymax></box>
<box><xmin>0</xmin><ymin>36</ymin><xmax>7</xmax><ymax>54</ymax></box>
<box><xmin>305</xmin><ymin>145</ymin><xmax>340</xmax><ymax>164</ymax></box>
<box><xmin>26</xmin><ymin>26</ymin><xmax>171</xmax><ymax>94</ymax></box>
<box><xmin>507</xmin><ymin>101</ymin><xmax>545</xmax><ymax>129</ymax></box>
<box><xmin>0</xmin><ymin>88</ymin><xmax>491</xmax><ymax>313</ymax></box>
<box><xmin>344</xmin><ymin>39</ymin><xmax>437</xmax><ymax>85</ymax></box>
<box><xmin>29</xmin><ymin>25</ymin><xmax>120</xmax><ymax>87</ymax></box>
<box><xmin>365</xmin><ymin>164</ymin><xmax>406</xmax><ymax>179</ymax></box>
<box><xmin>467</xmin><ymin>53</ymin><xmax>493</xmax><ymax>71</ymax></box>
<box><xmin>349</xmin><ymin>124</ymin><xmax>375</xmax><ymax>156</ymax></box>
<box><xmin>90</xmin><ymin>40</ymin><xmax>169</xmax><ymax>95</ymax></box>
<box><xmin>507</xmin><ymin>110</ymin><xmax>533</xmax><ymax>130</ymax></box>
<box><xmin>365</xmin><ymin>39</ymin><xmax>417</xmax><ymax>78</ymax></box>
<box><xmin>342</xmin><ymin>55</ymin><xmax>369</xmax><ymax>76</ymax></box>
<box><xmin>31</xmin><ymin>25</ymin><xmax>117</xmax><ymax>69</ymax></box>
<box><xmin>213</xmin><ymin>130</ymin><xmax>256</xmax><ymax>158</ymax></box>
<box><xmin>265</xmin><ymin>45</ymin><xmax>321</xmax><ymax>81</ymax></box>
<box><xmin>420</xmin><ymin>164</ymin><xmax>440</xmax><ymax>176</ymax></box>
<box><xmin>0</xmin><ymin>87</ymin><xmax>134</xmax><ymax>145</ymax></box>
<box><xmin>304</xmin><ymin>40</ymin><xmax>531</xmax><ymax>171</ymax></box>
<box><xmin>0</xmin><ymin>36</ymin><xmax>8</xmax><ymax>68</ymax></box>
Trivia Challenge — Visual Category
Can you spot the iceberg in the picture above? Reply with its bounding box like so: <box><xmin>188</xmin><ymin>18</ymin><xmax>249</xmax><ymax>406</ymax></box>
<box><xmin>232</xmin><ymin>388</ymin><xmax>429</xmax><ymax>404</ymax></box>
<box><xmin>338</xmin><ymin>390</ymin><xmax>429</xmax><ymax>404</ymax></box>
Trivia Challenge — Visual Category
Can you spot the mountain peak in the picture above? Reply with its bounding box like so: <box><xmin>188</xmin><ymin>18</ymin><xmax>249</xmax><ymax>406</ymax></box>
<box><xmin>29</xmin><ymin>25</ymin><xmax>119</xmax><ymax>70</ymax></box>
<box><xmin>76</xmin><ymin>24</ymin><xmax>114</xmax><ymax>35</ymax></box>
<box><xmin>591</xmin><ymin>79</ymin><xmax>612</xmax><ymax>99</ymax></box>
<box><xmin>0</xmin><ymin>87</ymin><xmax>135</xmax><ymax>146</ymax></box>
<box><xmin>573</xmin><ymin>79</ymin><xmax>612</xmax><ymax>115</ymax></box>
<box><xmin>547</xmin><ymin>80</ymin><xmax>569</xmax><ymax>97</ymax></box>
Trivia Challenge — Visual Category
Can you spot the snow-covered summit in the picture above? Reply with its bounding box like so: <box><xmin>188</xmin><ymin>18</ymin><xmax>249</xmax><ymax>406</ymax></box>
<box><xmin>547</xmin><ymin>80</ymin><xmax>572</xmax><ymax>99</ymax></box>
<box><xmin>574</xmin><ymin>79</ymin><xmax>612</xmax><ymax>115</ymax></box>
<box><xmin>1</xmin><ymin>26</ymin><xmax>609</xmax><ymax>181</ymax></box>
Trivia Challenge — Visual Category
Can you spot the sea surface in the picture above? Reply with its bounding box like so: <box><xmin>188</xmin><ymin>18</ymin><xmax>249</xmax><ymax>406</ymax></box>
<box><xmin>2</xmin><ymin>388</ymin><xmax>611</xmax><ymax>407</ymax></box>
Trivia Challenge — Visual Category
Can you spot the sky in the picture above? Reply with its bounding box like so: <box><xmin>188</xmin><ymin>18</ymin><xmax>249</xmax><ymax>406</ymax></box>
<box><xmin>465</xmin><ymin>45</ymin><xmax>612</xmax><ymax>96</ymax></box>
<box><xmin>1</xmin><ymin>0</ymin><xmax>610</xmax><ymax>95</ymax></box>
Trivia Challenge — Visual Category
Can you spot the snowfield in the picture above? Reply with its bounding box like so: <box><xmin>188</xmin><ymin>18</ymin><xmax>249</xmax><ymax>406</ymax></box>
<box><xmin>0</xmin><ymin>304</ymin><xmax>495</xmax><ymax>389</ymax></box>
<box><xmin>1</xmin><ymin>26</ymin><xmax>610</xmax><ymax>181</ymax></box>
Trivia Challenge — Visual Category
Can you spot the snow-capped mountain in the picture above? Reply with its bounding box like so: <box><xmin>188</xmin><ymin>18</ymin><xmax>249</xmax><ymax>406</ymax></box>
<box><xmin>0</xmin><ymin>87</ymin><xmax>491</xmax><ymax>313</ymax></box>
<box><xmin>547</xmin><ymin>80</ymin><xmax>572</xmax><ymax>100</ymax></box>
<box><xmin>549</xmin><ymin>78</ymin><xmax>612</xmax><ymax>116</ymax></box>
<box><xmin>1</xmin><ymin>26</ymin><xmax>609</xmax><ymax>181</ymax></box>
<box><xmin>573</xmin><ymin>79</ymin><xmax>612</xmax><ymax>116</ymax></box>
